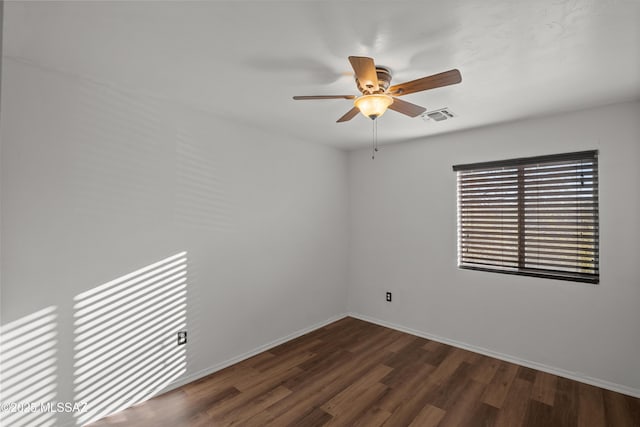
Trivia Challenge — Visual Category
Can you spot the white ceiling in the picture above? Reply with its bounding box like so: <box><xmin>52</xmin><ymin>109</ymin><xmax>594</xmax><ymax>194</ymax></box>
<box><xmin>3</xmin><ymin>0</ymin><xmax>640</xmax><ymax>150</ymax></box>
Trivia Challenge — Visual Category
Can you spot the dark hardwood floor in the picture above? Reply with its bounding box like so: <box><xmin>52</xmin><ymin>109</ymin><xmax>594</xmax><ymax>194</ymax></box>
<box><xmin>89</xmin><ymin>317</ymin><xmax>640</xmax><ymax>426</ymax></box>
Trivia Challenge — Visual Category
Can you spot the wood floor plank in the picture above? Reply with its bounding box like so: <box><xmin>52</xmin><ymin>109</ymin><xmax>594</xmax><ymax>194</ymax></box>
<box><xmin>423</xmin><ymin>339</ymin><xmax>446</xmax><ymax>352</ymax></box>
<box><xmin>522</xmin><ymin>399</ymin><xmax>554</xmax><ymax>427</ymax></box>
<box><xmin>257</xmin><ymin>338</ymin><xmax>323</xmax><ymax>364</ymax></box>
<box><xmin>385</xmin><ymin>337</ymin><xmax>431</xmax><ymax>369</ymax></box>
<box><xmin>469</xmin><ymin>356</ymin><xmax>500</xmax><ymax>385</ymax></box>
<box><xmin>321</xmin><ymin>364</ymin><xmax>393</xmax><ymax>416</ymax></box>
<box><xmin>531</xmin><ymin>370</ymin><xmax>557</xmax><ymax>406</ymax></box>
<box><xmin>623</xmin><ymin>394</ymin><xmax>640</xmax><ymax>423</ymax></box>
<box><xmin>351</xmin><ymin>406</ymin><xmax>392</xmax><ymax>427</ymax></box>
<box><xmin>459</xmin><ymin>347</ymin><xmax>483</xmax><ymax>364</ymax></box>
<box><xmin>182</xmin><ymin>411</ymin><xmax>214</xmax><ymax>427</ymax></box>
<box><xmin>181</xmin><ymin>365</ymin><xmax>248</xmax><ymax>396</ymax></box>
<box><xmin>426</xmin><ymin>347</ymin><xmax>469</xmax><ymax>385</ymax></box>
<box><xmin>323</xmin><ymin>317</ymin><xmax>350</xmax><ymax>329</ymax></box>
<box><xmin>241</xmin><ymin>331</ymin><xmax>401</xmax><ymax>426</ymax></box>
<box><xmin>438</xmin><ymin>379</ymin><xmax>485</xmax><ymax>426</ymax></box>
<box><xmin>494</xmin><ymin>378</ymin><xmax>533</xmax><ymax>427</ymax></box>
<box><xmin>379</xmin><ymin>333</ymin><xmax>416</xmax><ymax>355</ymax></box>
<box><xmin>286</xmin><ymin>329</ymin><xmax>398</xmax><ymax>394</ymax></box>
<box><xmin>345</xmin><ymin>327</ymin><xmax>403</xmax><ymax>355</ymax></box>
<box><xmin>380</xmin><ymin>383</ymin><xmax>439</xmax><ymax>426</ymax></box>
<box><xmin>407</xmin><ymin>403</ymin><xmax>446</xmax><ymax>427</ymax></box>
<box><xmin>331</xmin><ymin>325</ymin><xmax>381</xmax><ymax>351</ymax></box>
<box><xmin>253</xmin><ymin>373</ymin><xmax>387</xmax><ymax>427</ymax></box>
<box><xmin>577</xmin><ymin>382</ymin><xmax>605</xmax><ymax>427</ymax></box>
<box><xmin>153</xmin><ymin>386</ymin><xmax>240</xmax><ymax>425</ymax></box>
<box><xmin>212</xmin><ymin>385</ymin><xmax>291</xmax><ymax>426</ymax></box>
<box><xmin>322</xmin><ymin>382</ymin><xmax>388</xmax><ymax>426</ymax></box>
<box><xmin>300</xmin><ymin>317</ymin><xmax>360</xmax><ymax>344</ymax></box>
<box><xmin>381</xmin><ymin>359</ymin><xmax>432</xmax><ymax>389</ymax></box>
<box><xmin>292</xmin><ymin>347</ymin><xmax>352</xmax><ymax>381</ymax></box>
<box><xmin>375</xmin><ymin>363</ymin><xmax>435</xmax><ymax>414</ymax></box>
<box><xmin>422</xmin><ymin>340</ymin><xmax>453</xmax><ymax>366</ymax></box>
<box><xmin>87</xmin><ymin>317</ymin><xmax>640</xmax><ymax>427</ymax></box>
<box><xmin>549</xmin><ymin>377</ymin><xmax>579</xmax><ymax>427</ymax></box>
<box><xmin>603</xmin><ymin>389</ymin><xmax>638</xmax><ymax>427</ymax></box>
<box><xmin>468</xmin><ymin>402</ymin><xmax>500</xmax><ymax>427</ymax></box>
<box><xmin>248</xmin><ymin>348</ymin><xmax>317</xmax><ymax>375</ymax></box>
<box><xmin>424</xmin><ymin>362</ymin><xmax>474</xmax><ymax>410</ymax></box>
<box><xmin>482</xmin><ymin>361</ymin><xmax>520</xmax><ymax>408</ymax></box>
<box><xmin>380</xmin><ymin>356</ymin><xmax>469</xmax><ymax>425</ymax></box>
<box><xmin>205</xmin><ymin>366</ymin><xmax>301</xmax><ymax>419</ymax></box>
<box><xmin>286</xmin><ymin>406</ymin><xmax>333</xmax><ymax>427</ymax></box>
<box><xmin>517</xmin><ymin>366</ymin><xmax>538</xmax><ymax>383</ymax></box>
<box><xmin>233</xmin><ymin>351</ymin><xmax>315</xmax><ymax>391</ymax></box>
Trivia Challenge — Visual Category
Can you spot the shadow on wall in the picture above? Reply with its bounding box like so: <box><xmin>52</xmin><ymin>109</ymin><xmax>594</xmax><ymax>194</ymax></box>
<box><xmin>0</xmin><ymin>306</ymin><xmax>59</xmax><ymax>427</ymax></box>
<box><xmin>175</xmin><ymin>129</ymin><xmax>234</xmax><ymax>231</ymax></box>
<box><xmin>70</xmin><ymin>71</ymin><xmax>235</xmax><ymax>232</ymax></box>
<box><xmin>71</xmin><ymin>77</ymin><xmax>170</xmax><ymax>222</ymax></box>
<box><xmin>73</xmin><ymin>252</ymin><xmax>188</xmax><ymax>425</ymax></box>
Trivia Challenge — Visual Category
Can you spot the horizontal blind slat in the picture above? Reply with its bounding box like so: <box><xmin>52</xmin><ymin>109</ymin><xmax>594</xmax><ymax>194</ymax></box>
<box><xmin>460</xmin><ymin>205</ymin><xmax>596</xmax><ymax>216</ymax></box>
<box><xmin>522</xmin><ymin>164</ymin><xmax>596</xmax><ymax>175</ymax></box>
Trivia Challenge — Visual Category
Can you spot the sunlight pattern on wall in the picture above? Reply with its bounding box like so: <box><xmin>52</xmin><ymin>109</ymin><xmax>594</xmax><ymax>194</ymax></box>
<box><xmin>73</xmin><ymin>252</ymin><xmax>188</xmax><ymax>425</ymax></box>
<box><xmin>0</xmin><ymin>306</ymin><xmax>58</xmax><ymax>427</ymax></box>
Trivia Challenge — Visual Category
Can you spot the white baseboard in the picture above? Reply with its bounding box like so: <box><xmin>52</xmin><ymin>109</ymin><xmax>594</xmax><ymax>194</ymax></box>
<box><xmin>158</xmin><ymin>312</ymin><xmax>348</xmax><ymax>395</ymax></box>
<box><xmin>348</xmin><ymin>312</ymin><xmax>640</xmax><ymax>398</ymax></box>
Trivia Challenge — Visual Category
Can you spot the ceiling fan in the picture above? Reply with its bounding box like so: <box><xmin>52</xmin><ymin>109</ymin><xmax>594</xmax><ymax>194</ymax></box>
<box><xmin>293</xmin><ymin>56</ymin><xmax>462</xmax><ymax>122</ymax></box>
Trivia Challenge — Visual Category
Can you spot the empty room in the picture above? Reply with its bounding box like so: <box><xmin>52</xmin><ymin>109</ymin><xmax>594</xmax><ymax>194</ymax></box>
<box><xmin>1</xmin><ymin>1</ymin><xmax>639</xmax><ymax>426</ymax></box>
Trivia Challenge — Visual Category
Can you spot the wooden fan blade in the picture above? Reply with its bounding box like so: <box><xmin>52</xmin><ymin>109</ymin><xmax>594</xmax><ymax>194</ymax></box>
<box><xmin>348</xmin><ymin>56</ymin><xmax>379</xmax><ymax>93</ymax></box>
<box><xmin>293</xmin><ymin>95</ymin><xmax>356</xmax><ymax>100</ymax></box>
<box><xmin>337</xmin><ymin>107</ymin><xmax>360</xmax><ymax>123</ymax></box>
<box><xmin>388</xmin><ymin>97</ymin><xmax>426</xmax><ymax>117</ymax></box>
<box><xmin>388</xmin><ymin>69</ymin><xmax>461</xmax><ymax>96</ymax></box>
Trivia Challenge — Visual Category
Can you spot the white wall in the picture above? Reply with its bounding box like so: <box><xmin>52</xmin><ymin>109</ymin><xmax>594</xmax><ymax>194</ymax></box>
<box><xmin>348</xmin><ymin>101</ymin><xmax>640</xmax><ymax>394</ymax></box>
<box><xmin>0</xmin><ymin>58</ymin><xmax>348</xmax><ymax>425</ymax></box>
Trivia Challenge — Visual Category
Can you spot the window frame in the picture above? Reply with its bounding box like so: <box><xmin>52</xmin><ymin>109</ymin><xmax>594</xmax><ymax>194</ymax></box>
<box><xmin>453</xmin><ymin>150</ymin><xmax>599</xmax><ymax>284</ymax></box>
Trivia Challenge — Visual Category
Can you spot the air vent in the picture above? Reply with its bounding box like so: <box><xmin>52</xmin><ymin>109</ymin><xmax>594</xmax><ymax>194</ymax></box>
<box><xmin>422</xmin><ymin>108</ymin><xmax>455</xmax><ymax>122</ymax></box>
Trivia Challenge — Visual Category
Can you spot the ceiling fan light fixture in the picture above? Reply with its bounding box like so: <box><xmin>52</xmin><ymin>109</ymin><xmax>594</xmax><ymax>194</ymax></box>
<box><xmin>354</xmin><ymin>94</ymin><xmax>393</xmax><ymax>120</ymax></box>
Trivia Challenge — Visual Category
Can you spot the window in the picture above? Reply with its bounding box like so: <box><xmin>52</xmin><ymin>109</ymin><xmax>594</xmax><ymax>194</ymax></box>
<box><xmin>453</xmin><ymin>151</ymin><xmax>599</xmax><ymax>283</ymax></box>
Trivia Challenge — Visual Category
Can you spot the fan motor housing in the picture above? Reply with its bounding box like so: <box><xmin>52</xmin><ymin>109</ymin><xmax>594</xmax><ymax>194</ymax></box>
<box><xmin>356</xmin><ymin>66</ymin><xmax>392</xmax><ymax>94</ymax></box>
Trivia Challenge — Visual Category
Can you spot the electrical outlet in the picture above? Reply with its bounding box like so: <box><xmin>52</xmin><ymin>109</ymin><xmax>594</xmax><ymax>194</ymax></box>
<box><xmin>386</xmin><ymin>292</ymin><xmax>392</xmax><ymax>302</ymax></box>
<box><xmin>177</xmin><ymin>331</ymin><xmax>187</xmax><ymax>345</ymax></box>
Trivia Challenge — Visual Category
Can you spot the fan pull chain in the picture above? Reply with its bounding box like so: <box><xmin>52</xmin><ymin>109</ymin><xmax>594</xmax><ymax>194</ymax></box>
<box><xmin>371</xmin><ymin>119</ymin><xmax>375</xmax><ymax>159</ymax></box>
<box><xmin>371</xmin><ymin>119</ymin><xmax>379</xmax><ymax>160</ymax></box>
<box><xmin>375</xmin><ymin>119</ymin><xmax>379</xmax><ymax>153</ymax></box>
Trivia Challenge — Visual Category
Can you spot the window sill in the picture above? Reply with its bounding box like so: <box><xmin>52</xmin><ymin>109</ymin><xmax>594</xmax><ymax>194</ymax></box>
<box><xmin>458</xmin><ymin>265</ymin><xmax>599</xmax><ymax>284</ymax></box>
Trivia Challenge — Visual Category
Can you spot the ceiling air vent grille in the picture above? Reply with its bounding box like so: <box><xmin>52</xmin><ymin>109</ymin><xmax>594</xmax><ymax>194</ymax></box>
<box><xmin>423</xmin><ymin>108</ymin><xmax>455</xmax><ymax>122</ymax></box>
